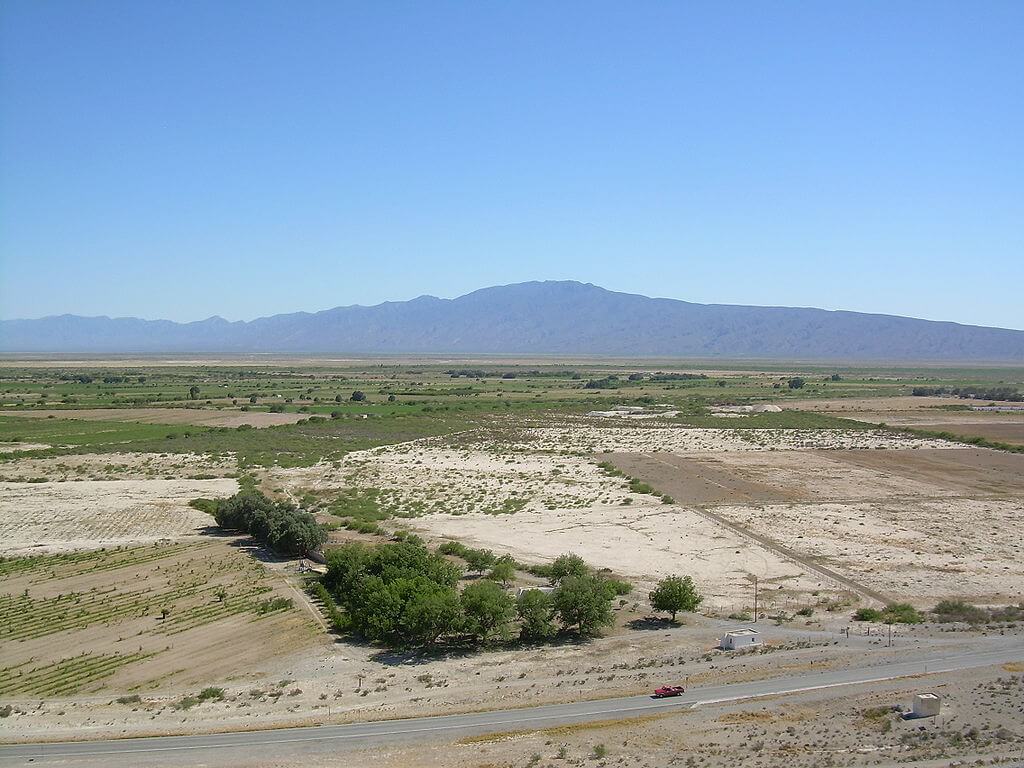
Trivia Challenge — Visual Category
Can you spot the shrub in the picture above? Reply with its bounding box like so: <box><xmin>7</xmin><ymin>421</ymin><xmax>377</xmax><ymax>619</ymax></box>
<box><xmin>884</xmin><ymin>603</ymin><xmax>923</xmax><ymax>624</ymax></box>
<box><xmin>932</xmin><ymin>600</ymin><xmax>988</xmax><ymax>625</ymax></box>
<box><xmin>853</xmin><ymin>607</ymin><xmax>884</xmax><ymax>622</ymax></box>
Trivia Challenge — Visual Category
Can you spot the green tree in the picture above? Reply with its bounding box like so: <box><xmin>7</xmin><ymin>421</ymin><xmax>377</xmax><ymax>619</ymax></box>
<box><xmin>788</xmin><ymin>377</ymin><xmax>805</xmax><ymax>390</ymax></box>
<box><xmin>461</xmin><ymin>581</ymin><xmax>515</xmax><ymax>642</ymax></box>
<box><xmin>549</xmin><ymin>552</ymin><xmax>589</xmax><ymax>584</ymax></box>
<box><xmin>649</xmin><ymin>575</ymin><xmax>703</xmax><ymax>621</ymax></box>
<box><xmin>351</xmin><ymin>390</ymin><xmax>366</xmax><ymax>402</ymax></box>
<box><xmin>517</xmin><ymin>589</ymin><xmax>556</xmax><ymax>641</ymax></box>
<box><xmin>487</xmin><ymin>556</ymin><xmax>516</xmax><ymax>587</ymax></box>
<box><xmin>552</xmin><ymin>575</ymin><xmax>615</xmax><ymax>636</ymax></box>
<box><xmin>335</xmin><ymin>394</ymin><xmax>343</xmax><ymax>403</ymax></box>
<box><xmin>402</xmin><ymin>580</ymin><xmax>463</xmax><ymax>646</ymax></box>
<box><xmin>188</xmin><ymin>385</ymin><xmax>200</xmax><ymax>400</ymax></box>
<box><xmin>463</xmin><ymin>548</ymin><xmax>496</xmax><ymax>575</ymax></box>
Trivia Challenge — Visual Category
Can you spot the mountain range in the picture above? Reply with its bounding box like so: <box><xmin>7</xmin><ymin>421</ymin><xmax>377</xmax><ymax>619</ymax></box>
<box><xmin>2</xmin><ymin>281</ymin><xmax>1022</xmax><ymax>361</ymax></box>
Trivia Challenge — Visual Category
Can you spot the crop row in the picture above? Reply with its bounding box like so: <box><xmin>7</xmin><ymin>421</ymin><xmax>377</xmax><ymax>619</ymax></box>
<box><xmin>0</xmin><ymin>651</ymin><xmax>156</xmax><ymax>697</ymax></box>
<box><xmin>0</xmin><ymin>582</ymin><xmax>208</xmax><ymax>641</ymax></box>
<box><xmin>152</xmin><ymin>587</ymin><xmax>280</xmax><ymax>636</ymax></box>
<box><xmin>0</xmin><ymin>542</ymin><xmax>197</xmax><ymax>583</ymax></box>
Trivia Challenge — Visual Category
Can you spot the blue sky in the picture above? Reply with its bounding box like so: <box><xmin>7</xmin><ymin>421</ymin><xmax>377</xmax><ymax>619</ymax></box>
<box><xmin>1</xmin><ymin>1</ymin><xmax>1022</xmax><ymax>329</ymax></box>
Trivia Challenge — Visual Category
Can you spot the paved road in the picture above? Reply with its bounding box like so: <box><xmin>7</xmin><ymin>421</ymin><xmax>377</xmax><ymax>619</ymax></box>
<box><xmin>2</xmin><ymin>642</ymin><xmax>1021</xmax><ymax>766</ymax></box>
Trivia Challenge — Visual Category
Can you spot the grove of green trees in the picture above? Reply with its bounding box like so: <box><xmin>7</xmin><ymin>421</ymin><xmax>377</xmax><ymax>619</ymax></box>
<box><xmin>210</xmin><ymin>490</ymin><xmax>327</xmax><ymax>557</ymax></box>
<box><xmin>320</xmin><ymin>543</ymin><xmax>627</xmax><ymax>649</ymax></box>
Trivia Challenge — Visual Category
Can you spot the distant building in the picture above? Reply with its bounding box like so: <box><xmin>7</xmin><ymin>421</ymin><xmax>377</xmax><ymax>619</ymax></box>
<box><xmin>912</xmin><ymin>693</ymin><xmax>941</xmax><ymax>718</ymax></box>
<box><xmin>719</xmin><ymin>628</ymin><xmax>761</xmax><ymax>650</ymax></box>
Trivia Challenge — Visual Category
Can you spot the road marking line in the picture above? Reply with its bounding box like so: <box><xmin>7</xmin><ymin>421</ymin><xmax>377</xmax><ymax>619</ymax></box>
<box><xmin>4</xmin><ymin>650</ymin><xmax>1020</xmax><ymax>759</ymax></box>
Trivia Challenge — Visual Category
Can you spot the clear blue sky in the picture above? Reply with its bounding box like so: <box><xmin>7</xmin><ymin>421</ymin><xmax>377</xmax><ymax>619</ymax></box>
<box><xmin>1</xmin><ymin>1</ymin><xmax>1022</xmax><ymax>329</ymax></box>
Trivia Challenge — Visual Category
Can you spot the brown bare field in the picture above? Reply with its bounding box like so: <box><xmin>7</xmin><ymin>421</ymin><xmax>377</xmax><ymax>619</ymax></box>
<box><xmin>0</xmin><ymin>476</ymin><xmax>238</xmax><ymax>555</ymax></box>
<box><xmin>2</xmin><ymin>407</ymin><xmax>309</xmax><ymax>428</ymax></box>
<box><xmin>826</xmin><ymin>448</ymin><xmax>1024</xmax><ymax>495</ymax></box>
<box><xmin>607</xmin><ymin>447</ymin><xmax>1024</xmax><ymax>604</ymax></box>
<box><xmin>914</xmin><ymin>421</ymin><xmax>1024</xmax><ymax>445</ymax></box>
<box><xmin>603</xmin><ymin>451</ymin><xmax>806</xmax><ymax>504</ymax></box>
<box><xmin>0</xmin><ymin>540</ymin><xmax>321</xmax><ymax>699</ymax></box>
<box><xmin>783</xmin><ymin>396</ymin><xmax>960</xmax><ymax>412</ymax></box>
<box><xmin>782</xmin><ymin>396</ymin><xmax>1024</xmax><ymax>445</ymax></box>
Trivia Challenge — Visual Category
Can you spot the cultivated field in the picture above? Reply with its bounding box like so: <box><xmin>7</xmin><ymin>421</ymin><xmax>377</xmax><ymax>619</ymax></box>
<box><xmin>0</xmin><ymin>358</ymin><xmax>1022</xmax><ymax>755</ymax></box>
<box><xmin>0</xmin><ymin>541</ymin><xmax>319</xmax><ymax>703</ymax></box>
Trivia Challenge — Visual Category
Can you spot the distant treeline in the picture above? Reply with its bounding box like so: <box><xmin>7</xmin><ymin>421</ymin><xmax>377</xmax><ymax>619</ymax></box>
<box><xmin>445</xmin><ymin>369</ymin><xmax>580</xmax><ymax>379</ymax></box>
<box><xmin>911</xmin><ymin>386</ymin><xmax>1022</xmax><ymax>402</ymax></box>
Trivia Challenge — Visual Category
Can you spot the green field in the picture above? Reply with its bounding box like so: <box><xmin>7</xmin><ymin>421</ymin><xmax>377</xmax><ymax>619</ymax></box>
<box><xmin>1</xmin><ymin>360</ymin><xmax>1021</xmax><ymax>468</ymax></box>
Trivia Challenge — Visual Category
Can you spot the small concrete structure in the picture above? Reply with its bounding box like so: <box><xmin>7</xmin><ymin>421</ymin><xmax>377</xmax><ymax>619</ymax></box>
<box><xmin>720</xmin><ymin>628</ymin><xmax>761</xmax><ymax>650</ymax></box>
<box><xmin>912</xmin><ymin>693</ymin><xmax>941</xmax><ymax>718</ymax></box>
<box><xmin>516</xmin><ymin>586</ymin><xmax>555</xmax><ymax>598</ymax></box>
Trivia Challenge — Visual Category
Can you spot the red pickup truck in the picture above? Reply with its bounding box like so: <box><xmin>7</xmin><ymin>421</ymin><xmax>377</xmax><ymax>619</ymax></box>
<box><xmin>652</xmin><ymin>685</ymin><xmax>685</xmax><ymax>698</ymax></box>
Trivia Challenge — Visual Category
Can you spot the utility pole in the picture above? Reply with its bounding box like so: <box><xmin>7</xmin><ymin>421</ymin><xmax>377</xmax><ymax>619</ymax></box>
<box><xmin>753</xmin><ymin>576</ymin><xmax>758</xmax><ymax>623</ymax></box>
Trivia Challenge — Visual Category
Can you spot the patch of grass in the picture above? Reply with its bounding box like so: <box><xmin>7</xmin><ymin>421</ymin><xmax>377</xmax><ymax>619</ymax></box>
<box><xmin>188</xmin><ymin>497</ymin><xmax>218</xmax><ymax>514</ymax></box>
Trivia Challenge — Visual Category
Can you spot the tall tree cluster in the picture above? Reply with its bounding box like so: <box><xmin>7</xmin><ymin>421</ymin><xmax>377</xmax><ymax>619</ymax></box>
<box><xmin>321</xmin><ymin>543</ymin><xmax>625</xmax><ymax>649</ymax></box>
<box><xmin>211</xmin><ymin>490</ymin><xmax>327</xmax><ymax>557</ymax></box>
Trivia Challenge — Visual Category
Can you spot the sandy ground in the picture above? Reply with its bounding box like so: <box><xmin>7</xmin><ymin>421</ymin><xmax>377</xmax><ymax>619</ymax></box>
<box><xmin>2</xmin><ymin>407</ymin><xmax>309</xmax><ymax>428</ymax></box>
<box><xmin>0</xmin><ymin>476</ymin><xmax>238</xmax><ymax>554</ymax></box>
<box><xmin>0</xmin><ymin>441</ymin><xmax>50</xmax><ymax>452</ymax></box>
<box><xmin>601</xmin><ymin>448</ymin><xmax>1024</xmax><ymax>604</ymax></box>
<box><xmin>275</xmin><ymin>424</ymin><xmax>1016</xmax><ymax>609</ymax></box>
<box><xmin>484</xmin><ymin>424</ymin><xmax>958</xmax><ymax>453</ymax></box>
<box><xmin>412</xmin><ymin>502</ymin><xmax>831</xmax><ymax>609</ymax></box>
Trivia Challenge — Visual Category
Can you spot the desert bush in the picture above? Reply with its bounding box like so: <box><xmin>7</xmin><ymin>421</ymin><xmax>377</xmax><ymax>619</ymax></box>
<box><xmin>932</xmin><ymin>599</ymin><xmax>988</xmax><ymax>624</ymax></box>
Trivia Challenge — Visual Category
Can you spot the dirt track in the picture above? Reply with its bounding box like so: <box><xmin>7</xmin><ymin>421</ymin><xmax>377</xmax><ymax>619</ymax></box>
<box><xmin>603</xmin><ymin>452</ymin><xmax>892</xmax><ymax>604</ymax></box>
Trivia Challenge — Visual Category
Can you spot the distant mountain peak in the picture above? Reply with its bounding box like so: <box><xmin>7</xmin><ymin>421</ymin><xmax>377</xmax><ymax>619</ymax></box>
<box><xmin>1</xmin><ymin>281</ymin><xmax>1021</xmax><ymax>361</ymax></box>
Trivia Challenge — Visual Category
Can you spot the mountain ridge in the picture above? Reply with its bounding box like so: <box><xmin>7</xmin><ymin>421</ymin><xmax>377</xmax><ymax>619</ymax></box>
<box><xmin>2</xmin><ymin>281</ymin><xmax>1022</xmax><ymax>361</ymax></box>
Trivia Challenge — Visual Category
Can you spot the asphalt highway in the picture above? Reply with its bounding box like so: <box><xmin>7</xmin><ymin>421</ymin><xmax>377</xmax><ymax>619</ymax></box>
<box><xmin>2</xmin><ymin>641</ymin><xmax>1021</xmax><ymax>766</ymax></box>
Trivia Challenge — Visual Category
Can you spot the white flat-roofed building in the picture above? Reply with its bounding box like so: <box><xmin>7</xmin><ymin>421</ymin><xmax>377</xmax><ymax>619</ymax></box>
<box><xmin>720</xmin><ymin>628</ymin><xmax>761</xmax><ymax>650</ymax></box>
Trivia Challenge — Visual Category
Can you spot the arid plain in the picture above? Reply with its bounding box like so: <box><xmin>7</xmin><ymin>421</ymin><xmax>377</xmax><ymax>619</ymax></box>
<box><xmin>1</xmin><ymin>359</ymin><xmax>1022</xmax><ymax>767</ymax></box>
